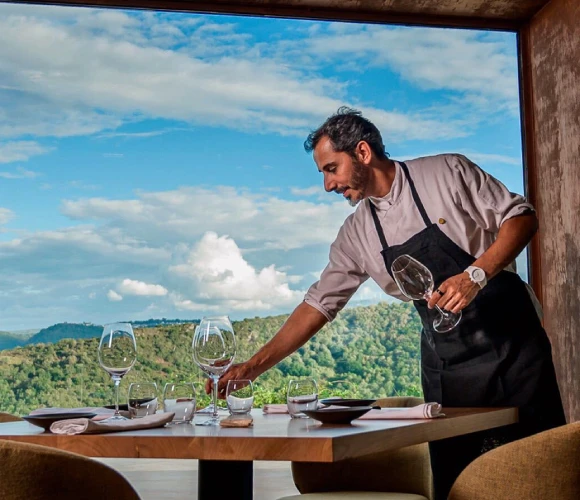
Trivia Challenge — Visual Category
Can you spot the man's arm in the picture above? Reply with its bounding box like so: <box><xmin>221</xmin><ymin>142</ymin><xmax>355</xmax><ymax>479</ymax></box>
<box><xmin>207</xmin><ymin>301</ymin><xmax>328</xmax><ymax>397</ymax></box>
<box><xmin>429</xmin><ymin>212</ymin><xmax>538</xmax><ymax>314</ymax></box>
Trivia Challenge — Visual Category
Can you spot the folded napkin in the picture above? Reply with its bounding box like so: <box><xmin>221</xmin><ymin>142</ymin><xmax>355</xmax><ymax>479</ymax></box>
<box><xmin>50</xmin><ymin>412</ymin><xmax>175</xmax><ymax>435</ymax></box>
<box><xmin>262</xmin><ymin>404</ymin><xmax>289</xmax><ymax>414</ymax></box>
<box><xmin>359</xmin><ymin>403</ymin><xmax>444</xmax><ymax>420</ymax></box>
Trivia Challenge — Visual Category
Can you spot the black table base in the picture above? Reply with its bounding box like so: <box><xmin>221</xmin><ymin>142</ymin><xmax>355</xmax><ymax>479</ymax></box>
<box><xmin>198</xmin><ymin>459</ymin><xmax>253</xmax><ymax>500</ymax></box>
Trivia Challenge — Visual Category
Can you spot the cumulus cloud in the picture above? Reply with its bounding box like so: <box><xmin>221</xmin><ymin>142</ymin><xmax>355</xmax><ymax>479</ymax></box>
<box><xmin>118</xmin><ymin>278</ymin><xmax>168</xmax><ymax>297</ymax></box>
<box><xmin>168</xmin><ymin>232</ymin><xmax>304</xmax><ymax>312</ymax></box>
<box><xmin>107</xmin><ymin>289</ymin><xmax>123</xmax><ymax>301</ymax></box>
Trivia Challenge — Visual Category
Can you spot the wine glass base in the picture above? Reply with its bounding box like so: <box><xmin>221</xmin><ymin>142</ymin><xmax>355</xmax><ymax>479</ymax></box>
<box><xmin>433</xmin><ymin>311</ymin><xmax>462</xmax><ymax>333</ymax></box>
<box><xmin>195</xmin><ymin>417</ymin><xmax>221</xmax><ymax>426</ymax></box>
<box><xmin>101</xmin><ymin>414</ymin><xmax>129</xmax><ymax>422</ymax></box>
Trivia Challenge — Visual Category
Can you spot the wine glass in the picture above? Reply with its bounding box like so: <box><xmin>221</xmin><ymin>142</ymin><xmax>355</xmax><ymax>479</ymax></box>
<box><xmin>98</xmin><ymin>323</ymin><xmax>137</xmax><ymax>421</ymax></box>
<box><xmin>391</xmin><ymin>254</ymin><xmax>462</xmax><ymax>333</ymax></box>
<box><xmin>287</xmin><ymin>378</ymin><xmax>318</xmax><ymax>419</ymax></box>
<box><xmin>226</xmin><ymin>379</ymin><xmax>254</xmax><ymax>415</ymax></box>
<box><xmin>192</xmin><ymin>316</ymin><xmax>236</xmax><ymax>426</ymax></box>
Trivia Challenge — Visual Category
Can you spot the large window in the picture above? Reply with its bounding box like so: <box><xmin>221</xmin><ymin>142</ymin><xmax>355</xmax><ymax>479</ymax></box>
<box><xmin>0</xmin><ymin>4</ymin><xmax>527</xmax><ymax>410</ymax></box>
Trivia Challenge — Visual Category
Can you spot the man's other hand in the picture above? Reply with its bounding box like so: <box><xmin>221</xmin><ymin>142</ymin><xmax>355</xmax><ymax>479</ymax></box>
<box><xmin>427</xmin><ymin>272</ymin><xmax>480</xmax><ymax>314</ymax></box>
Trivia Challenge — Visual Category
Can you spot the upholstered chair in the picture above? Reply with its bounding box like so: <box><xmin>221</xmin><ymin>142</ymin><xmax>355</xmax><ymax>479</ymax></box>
<box><xmin>0</xmin><ymin>439</ymin><xmax>141</xmax><ymax>500</ymax></box>
<box><xmin>449</xmin><ymin>421</ymin><xmax>580</xmax><ymax>500</ymax></box>
<box><xmin>279</xmin><ymin>396</ymin><xmax>432</xmax><ymax>500</ymax></box>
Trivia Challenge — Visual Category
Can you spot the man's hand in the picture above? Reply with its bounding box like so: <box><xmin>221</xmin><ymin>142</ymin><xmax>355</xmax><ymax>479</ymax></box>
<box><xmin>427</xmin><ymin>272</ymin><xmax>480</xmax><ymax>314</ymax></box>
<box><xmin>205</xmin><ymin>362</ymin><xmax>253</xmax><ymax>400</ymax></box>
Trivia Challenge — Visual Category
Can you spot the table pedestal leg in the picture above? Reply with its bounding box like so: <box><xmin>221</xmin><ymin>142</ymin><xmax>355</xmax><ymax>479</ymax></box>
<box><xmin>198</xmin><ymin>459</ymin><xmax>253</xmax><ymax>500</ymax></box>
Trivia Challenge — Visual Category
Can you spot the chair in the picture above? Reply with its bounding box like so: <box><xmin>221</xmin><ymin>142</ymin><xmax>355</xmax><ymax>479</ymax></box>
<box><xmin>0</xmin><ymin>439</ymin><xmax>141</xmax><ymax>500</ymax></box>
<box><xmin>280</xmin><ymin>396</ymin><xmax>432</xmax><ymax>500</ymax></box>
<box><xmin>448</xmin><ymin>421</ymin><xmax>580</xmax><ymax>500</ymax></box>
<box><xmin>0</xmin><ymin>412</ymin><xmax>23</xmax><ymax>423</ymax></box>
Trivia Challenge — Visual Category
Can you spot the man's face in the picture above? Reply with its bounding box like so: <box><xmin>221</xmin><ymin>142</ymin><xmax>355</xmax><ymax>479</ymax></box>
<box><xmin>313</xmin><ymin>136</ymin><xmax>370</xmax><ymax>207</ymax></box>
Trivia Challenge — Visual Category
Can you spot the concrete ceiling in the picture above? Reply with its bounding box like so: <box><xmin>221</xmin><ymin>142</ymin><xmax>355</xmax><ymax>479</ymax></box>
<box><xmin>5</xmin><ymin>0</ymin><xmax>552</xmax><ymax>29</ymax></box>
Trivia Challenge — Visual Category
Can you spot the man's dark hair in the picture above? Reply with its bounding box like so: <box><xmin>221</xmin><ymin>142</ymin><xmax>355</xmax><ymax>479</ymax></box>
<box><xmin>304</xmin><ymin>106</ymin><xmax>388</xmax><ymax>160</ymax></box>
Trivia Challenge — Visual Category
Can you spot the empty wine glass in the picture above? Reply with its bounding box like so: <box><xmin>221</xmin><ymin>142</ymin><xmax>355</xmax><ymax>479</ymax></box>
<box><xmin>192</xmin><ymin>316</ymin><xmax>236</xmax><ymax>426</ymax></box>
<box><xmin>287</xmin><ymin>378</ymin><xmax>318</xmax><ymax>419</ymax></box>
<box><xmin>98</xmin><ymin>323</ymin><xmax>137</xmax><ymax>421</ymax></box>
<box><xmin>391</xmin><ymin>254</ymin><xmax>462</xmax><ymax>333</ymax></box>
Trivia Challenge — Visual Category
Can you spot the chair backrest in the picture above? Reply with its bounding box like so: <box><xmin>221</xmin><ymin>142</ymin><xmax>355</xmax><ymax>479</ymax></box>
<box><xmin>449</xmin><ymin>421</ymin><xmax>580</xmax><ymax>500</ymax></box>
<box><xmin>292</xmin><ymin>396</ymin><xmax>432</xmax><ymax>499</ymax></box>
<box><xmin>0</xmin><ymin>413</ymin><xmax>23</xmax><ymax>423</ymax></box>
<box><xmin>0</xmin><ymin>439</ymin><xmax>141</xmax><ymax>500</ymax></box>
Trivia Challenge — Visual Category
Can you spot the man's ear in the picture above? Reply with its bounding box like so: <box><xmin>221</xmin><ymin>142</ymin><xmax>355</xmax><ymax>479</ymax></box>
<box><xmin>355</xmin><ymin>141</ymin><xmax>373</xmax><ymax>164</ymax></box>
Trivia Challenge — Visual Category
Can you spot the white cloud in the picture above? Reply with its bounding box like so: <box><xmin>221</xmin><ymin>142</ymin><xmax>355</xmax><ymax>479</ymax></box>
<box><xmin>0</xmin><ymin>141</ymin><xmax>52</xmax><ymax>163</ymax></box>
<box><xmin>107</xmin><ymin>289</ymin><xmax>123</xmax><ymax>301</ymax></box>
<box><xmin>118</xmin><ymin>278</ymin><xmax>168</xmax><ymax>297</ymax></box>
<box><xmin>290</xmin><ymin>186</ymin><xmax>321</xmax><ymax>197</ymax></box>
<box><xmin>0</xmin><ymin>6</ymin><xmax>480</xmax><ymax>143</ymax></box>
<box><xmin>0</xmin><ymin>208</ymin><xmax>14</xmax><ymax>225</ymax></box>
<box><xmin>60</xmin><ymin>186</ymin><xmax>352</xmax><ymax>250</ymax></box>
<box><xmin>168</xmin><ymin>232</ymin><xmax>304</xmax><ymax>312</ymax></box>
<box><xmin>0</xmin><ymin>166</ymin><xmax>40</xmax><ymax>179</ymax></box>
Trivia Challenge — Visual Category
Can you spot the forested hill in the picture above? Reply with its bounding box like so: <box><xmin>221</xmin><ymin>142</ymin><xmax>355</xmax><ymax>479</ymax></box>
<box><xmin>0</xmin><ymin>302</ymin><xmax>423</xmax><ymax>415</ymax></box>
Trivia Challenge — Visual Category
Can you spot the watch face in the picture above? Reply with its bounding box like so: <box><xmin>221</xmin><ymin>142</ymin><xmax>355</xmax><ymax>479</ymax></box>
<box><xmin>472</xmin><ymin>269</ymin><xmax>485</xmax><ymax>281</ymax></box>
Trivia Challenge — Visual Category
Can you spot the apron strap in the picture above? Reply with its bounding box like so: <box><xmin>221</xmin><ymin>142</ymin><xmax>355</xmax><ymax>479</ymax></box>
<box><xmin>399</xmin><ymin>161</ymin><xmax>432</xmax><ymax>228</ymax></box>
<box><xmin>369</xmin><ymin>201</ymin><xmax>389</xmax><ymax>248</ymax></box>
<box><xmin>368</xmin><ymin>160</ymin><xmax>433</xmax><ymax>251</ymax></box>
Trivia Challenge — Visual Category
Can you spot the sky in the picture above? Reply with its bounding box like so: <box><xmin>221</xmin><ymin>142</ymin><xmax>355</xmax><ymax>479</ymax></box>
<box><xmin>0</xmin><ymin>3</ymin><xmax>526</xmax><ymax>331</ymax></box>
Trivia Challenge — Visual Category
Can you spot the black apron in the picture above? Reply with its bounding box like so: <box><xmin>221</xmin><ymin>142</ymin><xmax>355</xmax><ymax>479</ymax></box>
<box><xmin>369</xmin><ymin>161</ymin><xmax>566</xmax><ymax>500</ymax></box>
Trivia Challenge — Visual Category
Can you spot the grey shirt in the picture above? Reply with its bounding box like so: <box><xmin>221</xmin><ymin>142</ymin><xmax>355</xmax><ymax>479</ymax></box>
<box><xmin>304</xmin><ymin>154</ymin><xmax>538</xmax><ymax>322</ymax></box>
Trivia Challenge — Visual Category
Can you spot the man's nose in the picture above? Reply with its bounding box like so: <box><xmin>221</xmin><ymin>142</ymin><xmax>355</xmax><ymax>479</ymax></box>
<box><xmin>324</xmin><ymin>176</ymin><xmax>335</xmax><ymax>193</ymax></box>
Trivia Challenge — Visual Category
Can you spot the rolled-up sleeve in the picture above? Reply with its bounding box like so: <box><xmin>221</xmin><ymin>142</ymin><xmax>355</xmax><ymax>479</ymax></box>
<box><xmin>451</xmin><ymin>154</ymin><xmax>535</xmax><ymax>232</ymax></box>
<box><xmin>304</xmin><ymin>219</ymin><xmax>369</xmax><ymax>322</ymax></box>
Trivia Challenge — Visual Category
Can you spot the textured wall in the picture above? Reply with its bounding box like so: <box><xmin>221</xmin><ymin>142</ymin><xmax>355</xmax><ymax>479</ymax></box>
<box><xmin>525</xmin><ymin>0</ymin><xmax>580</xmax><ymax>422</ymax></box>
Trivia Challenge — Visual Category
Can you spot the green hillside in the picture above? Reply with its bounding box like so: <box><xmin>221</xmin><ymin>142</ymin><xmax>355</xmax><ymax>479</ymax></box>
<box><xmin>26</xmin><ymin>323</ymin><xmax>103</xmax><ymax>345</ymax></box>
<box><xmin>0</xmin><ymin>332</ymin><xmax>26</xmax><ymax>351</ymax></box>
<box><xmin>0</xmin><ymin>302</ymin><xmax>423</xmax><ymax>416</ymax></box>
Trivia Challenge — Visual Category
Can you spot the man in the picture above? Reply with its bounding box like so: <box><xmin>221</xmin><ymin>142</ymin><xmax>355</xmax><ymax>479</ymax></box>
<box><xmin>209</xmin><ymin>107</ymin><xmax>566</xmax><ymax>499</ymax></box>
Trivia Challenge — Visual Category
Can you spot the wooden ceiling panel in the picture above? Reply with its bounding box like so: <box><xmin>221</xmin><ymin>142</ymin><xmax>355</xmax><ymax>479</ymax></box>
<box><xmin>4</xmin><ymin>0</ymin><xmax>552</xmax><ymax>29</ymax></box>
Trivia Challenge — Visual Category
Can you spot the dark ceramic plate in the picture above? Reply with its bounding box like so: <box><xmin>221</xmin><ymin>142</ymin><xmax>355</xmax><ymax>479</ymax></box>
<box><xmin>103</xmin><ymin>404</ymin><xmax>129</xmax><ymax>411</ymax></box>
<box><xmin>22</xmin><ymin>412</ymin><xmax>97</xmax><ymax>431</ymax></box>
<box><xmin>303</xmin><ymin>406</ymin><xmax>372</xmax><ymax>425</ymax></box>
<box><xmin>320</xmin><ymin>398</ymin><xmax>377</xmax><ymax>408</ymax></box>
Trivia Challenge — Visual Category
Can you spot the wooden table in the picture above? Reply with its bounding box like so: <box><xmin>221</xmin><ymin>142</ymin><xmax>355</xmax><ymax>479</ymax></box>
<box><xmin>0</xmin><ymin>407</ymin><xmax>517</xmax><ymax>499</ymax></box>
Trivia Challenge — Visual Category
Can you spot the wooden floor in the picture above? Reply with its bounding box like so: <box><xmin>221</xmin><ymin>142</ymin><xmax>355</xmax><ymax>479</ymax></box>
<box><xmin>98</xmin><ymin>458</ymin><xmax>300</xmax><ymax>500</ymax></box>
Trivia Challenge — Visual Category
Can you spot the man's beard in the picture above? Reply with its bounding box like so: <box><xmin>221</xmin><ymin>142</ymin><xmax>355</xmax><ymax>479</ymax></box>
<box><xmin>347</xmin><ymin>158</ymin><xmax>370</xmax><ymax>207</ymax></box>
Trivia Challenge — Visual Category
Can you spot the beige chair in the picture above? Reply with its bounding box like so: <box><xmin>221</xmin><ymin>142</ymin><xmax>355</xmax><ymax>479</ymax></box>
<box><xmin>0</xmin><ymin>439</ymin><xmax>141</xmax><ymax>500</ymax></box>
<box><xmin>0</xmin><ymin>412</ymin><xmax>23</xmax><ymax>423</ymax></box>
<box><xmin>449</xmin><ymin>421</ymin><xmax>580</xmax><ymax>500</ymax></box>
<box><xmin>280</xmin><ymin>396</ymin><xmax>432</xmax><ymax>500</ymax></box>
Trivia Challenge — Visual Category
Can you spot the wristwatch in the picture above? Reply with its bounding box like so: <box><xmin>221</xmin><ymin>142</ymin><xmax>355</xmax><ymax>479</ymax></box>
<box><xmin>465</xmin><ymin>266</ymin><xmax>487</xmax><ymax>289</ymax></box>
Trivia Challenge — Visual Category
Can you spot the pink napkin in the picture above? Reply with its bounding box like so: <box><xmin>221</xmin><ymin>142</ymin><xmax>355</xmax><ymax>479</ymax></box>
<box><xmin>262</xmin><ymin>404</ymin><xmax>289</xmax><ymax>414</ymax></box>
<box><xmin>50</xmin><ymin>412</ymin><xmax>175</xmax><ymax>435</ymax></box>
<box><xmin>359</xmin><ymin>403</ymin><xmax>444</xmax><ymax>420</ymax></box>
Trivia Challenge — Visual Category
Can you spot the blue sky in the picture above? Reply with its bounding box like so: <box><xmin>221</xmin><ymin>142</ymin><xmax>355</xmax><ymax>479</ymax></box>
<box><xmin>0</xmin><ymin>4</ymin><xmax>526</xmax><ymax>330</ymax></box>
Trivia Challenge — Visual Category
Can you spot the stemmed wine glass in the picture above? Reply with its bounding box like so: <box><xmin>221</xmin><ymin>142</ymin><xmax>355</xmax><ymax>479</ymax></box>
<box><xmin>98</xmin><ymin>323</ymin><xmax>137</xmax><ymax>421</ymax></box>
<box><xmin>391</xmin><ymin>254</ymin><xmax>462</xmax><ymax>333</ymax></box>
<box><xmin>192</xmin><ymin>316</ymin><xmax>236</xmax><ymax>426</ymax></box>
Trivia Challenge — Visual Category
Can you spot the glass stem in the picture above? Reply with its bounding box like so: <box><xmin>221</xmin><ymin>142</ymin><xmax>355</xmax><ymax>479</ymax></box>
<box><xmin>112</xmin><ymin>376</ymin><xmax>121</xmax><ymax>416</ymax></box>
<box><xmin>435</xmin><ymin>304</ymin><xmax>450</xmax><ymax>318</ymax></box>
<box><xmin>212</xmin><ymin>375</ymin><xmax>219</xmax><ymax>419</ymax></box>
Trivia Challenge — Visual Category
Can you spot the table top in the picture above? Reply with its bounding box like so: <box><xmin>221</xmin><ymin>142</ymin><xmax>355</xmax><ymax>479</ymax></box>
<box><xmin>0</xmin><ymin>407</ymin><xmax>517</xmax><ymax>462</ymax></box>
